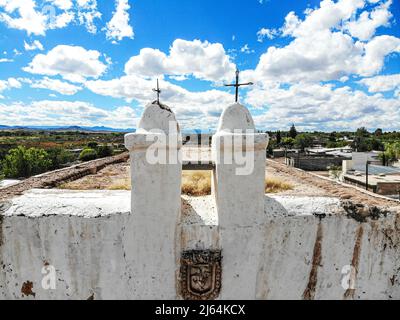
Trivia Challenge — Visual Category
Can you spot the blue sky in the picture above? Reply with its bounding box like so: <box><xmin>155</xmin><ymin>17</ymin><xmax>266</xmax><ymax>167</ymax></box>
<box><xmin>0</xmin><ymin>0</ymin><xmax>399</xmax><ymax>131</ymax></box>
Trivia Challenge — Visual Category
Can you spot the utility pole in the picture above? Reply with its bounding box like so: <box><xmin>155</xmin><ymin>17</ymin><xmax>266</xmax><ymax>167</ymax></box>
<box><xmin>366</xmin><ymin>161</ymin><xmax>371</xmax><ymax>191</ymax></box>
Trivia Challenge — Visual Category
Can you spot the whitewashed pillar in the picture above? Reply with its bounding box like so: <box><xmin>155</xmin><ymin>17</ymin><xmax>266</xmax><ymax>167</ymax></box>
<box><xmin>124</xmin><ymin>102</ymin><xmax>182</xmax><ymax>299</ymax></box>
<box><xmin>212</xmin><ymin>103</ymin><xmax>269</xmax><ymax>300</ymax></box>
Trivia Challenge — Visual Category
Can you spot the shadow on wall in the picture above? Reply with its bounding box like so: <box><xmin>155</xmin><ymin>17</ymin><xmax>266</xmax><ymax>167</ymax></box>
<box><xmin>264</xmin><ymin>195</ymin><xmax>291</xmax><ymax>217</ymax></box>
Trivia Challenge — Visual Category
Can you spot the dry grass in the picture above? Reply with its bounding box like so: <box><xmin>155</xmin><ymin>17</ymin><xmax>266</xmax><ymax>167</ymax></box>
<box><xmin>59</xmin><ymin>166</ymin><xmax>293</xmax><ymax>196</ymax></box>
<box><xmin>108</xmin><ymin>178</ymin><xmax>131</xmax><ymax>190</ymax></box>
<box><xmin>181</xmin><ymin>172</ymin><xmax>293</xmax><ymax>196</ymax></box>
<box><xmin>265</xmin><ymin>177</ymin><xmax>294</xmax><ymax>194</ymax></box>
<box><xmin>181</xmin><ymin>171</ymin><xmax>212</xmax><ymax>196</ymax></box>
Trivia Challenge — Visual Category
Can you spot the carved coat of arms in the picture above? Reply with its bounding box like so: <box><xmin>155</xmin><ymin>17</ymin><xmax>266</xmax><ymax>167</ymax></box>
<box><xmin>180</xmin><ymin>250</ymin><xmax>222</xmax><ymax>300</ymax></box>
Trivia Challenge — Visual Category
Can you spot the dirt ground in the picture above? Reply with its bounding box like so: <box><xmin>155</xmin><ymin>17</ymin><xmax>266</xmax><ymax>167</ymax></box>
<box><xmin>59</xmin><ymin>162</ymin><xmax>131</xmax><ymax>190</ymax></box>
<box><xmin>0</xmin><ymin>153</ymin><xmax>129</xmax><ymax>201</ymax></box>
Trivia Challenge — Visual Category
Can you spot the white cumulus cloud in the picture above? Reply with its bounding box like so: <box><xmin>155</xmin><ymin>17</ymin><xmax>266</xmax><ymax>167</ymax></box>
<box><xmin>23</xmin><ymin>45</ymin><xmax>108</xmax><ymax>83</ymax></box>
<box><xmin>0</xmin><ymin>0</ymin><xmax>48</xmax><ymax>35</ymax></box>
<box><xmin>124</xmin><ymin>39</ymin><xmax>236</xmax><ymax>82</ymax></box>
<box><xmin>257</xmin><ymin>28</ymin><xmax>279</xmax><ymax>42</ymax></box>
<box><xmin>30</xmin><ymin>77</ymin><xmax>82</xmax><ymax>95</ymax></box>
<box><xmin>359</xmin><ymin>73</ymin><xmax>400</xmax><ymax>93</ymax></box>
<box><xmin>250</xmin><ymin>0</ymin><xmax>400</xmax><ymax>83</ymax></box>
<box><xmin>85</xmin><ymin>75</ymin><xmax>234</xmax><ymax>130</ymax></box>
<box><xmin>344</xmin><ymin>0</ymin><xmax>393</xmax><ymax>41</ymax></box>
<box><xmin>104</xmin><ymin>0</ymin><xmax>134</xmax><ymax>42</ymax></box>
<box><xmin>24</xmin><ymin>40</ymin><xmax>44</xmax><ymax>51</ymax></box>
<box><xmin>0</xmin><ymin>77</ymin><xmax>22</xmax><ymax>96</ymax></box>
<box><xmin>246</xmin><ymin>82</ymin><xmax>400</xmax><ymax>131</ymax></box>
<box><xmin>0</xmin><ymin>100</ymin><xmax>138</xmax><ymax>128</ymax></box>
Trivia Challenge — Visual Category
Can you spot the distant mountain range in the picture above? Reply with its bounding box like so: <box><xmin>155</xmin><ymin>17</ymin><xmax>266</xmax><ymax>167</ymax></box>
<box><xmin>0</xmin><ymin>125</ymin><xmax>214</xmax><ymax>134</ymax></box>
<box><xmin>0</xmin><ymin>125</ymin><xmax>135</xmax><ymax>133</ymax></box>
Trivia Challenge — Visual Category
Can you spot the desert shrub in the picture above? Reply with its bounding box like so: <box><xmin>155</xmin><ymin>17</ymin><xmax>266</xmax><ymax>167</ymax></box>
<box><xmin>2</xmin><ymin>146</ymin><xmax>52</xmax><ymax>178</ymax></box>
<box><xmin>97</xmin><ymin>145</ymin><xmax>114</xmax><ymax>158</ymax></box>
<box><xmin>87</xmin><ymin>142</ymin><xmax>99</xmax><ymax>149</ymax></box>
<box><xmin>79</xmin><ymin>148</ymin><xmax>98</xmax><ymax>162</ymax></box>
<box><xmin>47</xmin><ymin>148</ymin><xmax>75</xmax><ymax>169</ymax></box>
<box><xmin>108</xmin><ymin>178</ymin><xmax>131</xmax><ymax>190</ymax></box>
<box><xmin>282</xmin><ymin>137</ymin><xmax>295</xmax><ymax>148</ymax></box>
<box><xmin>182</xmin><ymin>171</ymin><xmax>212</xmax><ymax>196</ymax></box>
<box><xmin>328</xmin><ymin>165</ymin><xmax>342</xmax><ymax>180</ymax></box>
<box><xmin>265</xmin><ymin>177</ymin><xmax>294</xmax><ymax>194</ymax></box>
<box><xmin>383</xmin><ymin>142</ymin><xmax>400</xmax><ymax>162</ymax></box>
<box><xmin>181</xmin><ymin>172</ymin><xmax>294</xmax><ymax>196</ymax></box>
<box><xmin>294</xmin><ymin>133</ymin><xmax>314</xmax><ymax>151</ymax></box>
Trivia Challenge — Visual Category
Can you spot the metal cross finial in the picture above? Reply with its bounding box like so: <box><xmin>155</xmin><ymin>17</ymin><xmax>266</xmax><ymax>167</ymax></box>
<box><xmin>153</xmin><ymin>78</ymin><xmax>161</xmax><ymax>104</ymax></box>
<box><xmin>224</xmin><ymin>68</ymin><xmax>254</xmax><ymax>103</ymax></box>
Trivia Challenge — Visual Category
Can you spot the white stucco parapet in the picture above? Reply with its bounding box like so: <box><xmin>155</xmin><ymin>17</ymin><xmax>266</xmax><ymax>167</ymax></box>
<box><xmin>124</xmin><ymin>101</ymin><xmax>182</xmax><ymax>300</ymax></box>
<box><xmin>212</xmin><ymin>103</ymin><xmax>269</xmax><ymax>299</ymax></box>
<box><xmin>1</xmin><ymin>190</ymin><xmax>399</xmax><ymax>300</ymax></box>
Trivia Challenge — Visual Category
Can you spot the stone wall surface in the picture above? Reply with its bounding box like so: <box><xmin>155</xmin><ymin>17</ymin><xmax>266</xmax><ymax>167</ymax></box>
<box><xmin>288</xmin><ymin>156</ymin><xmax>345</xmax><ymax>171</ymax></box>
<box><xmin>0</xmin><ymin>189</ymin><xmax>399</xmax><ymax>300</ymax></box>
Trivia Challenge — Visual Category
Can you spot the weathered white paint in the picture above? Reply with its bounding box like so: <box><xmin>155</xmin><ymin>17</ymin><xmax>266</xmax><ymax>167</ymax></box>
<box><xmin>1</xmin><ymin>190</ymin><xmax>398</xmax><ymax>300</ymax></box>
<box><xmin>212</xmin><ymin>103</ymin><xmax>269</xmax><ymax>299</ymax></box>
<box><xmin>180</xmin><ymin>195</ymin><xmax>219</xmax><ymax>252</ymax></box>
<box><xmin>0</xmin><ymin>180</ymin><xmax>20</xmax><ymax>189</ymax></box>
<box><xmin>217</xmin><ymin>103</ymin><xmax>255</xmax><ymax>133</ymax></box>
<box><xmin>124</xmin><ymin>102</ymin><xmax>182</xmax><ymax>300</ymax></box>
<box><xmin>342</xmin><ymin>160</ymin><xmax>354</xmax><ymax>173</ymax></box>
<box><xmin>1</xmin><ymin>189</ymin><xmax>130</xmax><ymax>218</ymax></box>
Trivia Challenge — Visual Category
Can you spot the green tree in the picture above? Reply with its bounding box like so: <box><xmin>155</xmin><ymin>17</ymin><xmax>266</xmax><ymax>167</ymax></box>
<box><xmin>326</xmin><ymin>141</ymin><xmax>348</xmax><ymax>148</ymax></box>
<box><xmin>2</xmin><ymin>146</ymin><xmax>52</xmax><ymax>178</ymax></box>
<box><xmin>374</xmin><ymin>128</ymin><xmax>383</xmax><ymax>137</ymax></box>
<box><xmin>369</xmin><ymin>138</ymin><xmax>384</xmax><ymax>151</ymax></box>
<box><xmin>289</xmin><ymin>124</ymin><xmax>298</xmax><ymax>139</ymax></box>
<box><xmin>87</xmin><ymin>142</ymin><xmax>99</xmax><ymax>149</ymax></box>
<box><xmin>356</xmin><ymin>127</ymin><xmax>370</xmax><ymax>138</ymax></box>
<box><xmin>47</xmin><ymin>148</ymin><xmax>75</xmax><ymax>170</ymax></box>
<box><xmin>282</xmin><ymin>137</ymin><xmax>295</xmax><ymax>148</ymax></box>
<box><xmin>267</xmin><ymin>139</ymin><xmax>277</xmax><ymax>156</ymax></box>
<box><xmin>276</xmin><ymin>131</ymin><xmax>282</xmax><ymax>145</ymax></box>
<box><xmin>294</xmin><ymin>133</ymin><xmax>314</xmax><ymax>151</ymax></box>
<box><xmin>97</xmin><ymin>145</ymin><xmax>114</xmax><ymax>158</ymax></box>
<box><xmin>383</xmin><ymin>142</ymin><xmax>400</xmax><ymax>162</ymax></box>
<box><xmin>352</xmin><ymin>137</ymin><xmax>384</xmax><ymax>152</ymax></box>
<box><xmin>79</xmin><ymin>148</ymin><xmax>98</xmax><ymax>162</ymax></box>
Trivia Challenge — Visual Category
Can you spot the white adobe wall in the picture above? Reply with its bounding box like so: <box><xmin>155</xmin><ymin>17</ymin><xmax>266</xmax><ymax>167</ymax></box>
<box><xmin>1</xmin><ymin>102</ymin><xmax>398</xmax><ymax>300</ymax></box>
<box><xmin>124</xmin><ymin>102</ymin><xmax>182</xmax><ymax>299</ymax></box>
<box><xmin>212</xmin><ymin>103</ymin><xmax>269</xmax><ymax>299</ymax></box>
<box><xmin>0</xmin><ymin>190</ymin><xmax>399</xmax><ymax>300</ymax></box>
<box><xmin>342</xmin><ymin>160</ymin><xmax>354</xmax><ymax>173</ymax></box>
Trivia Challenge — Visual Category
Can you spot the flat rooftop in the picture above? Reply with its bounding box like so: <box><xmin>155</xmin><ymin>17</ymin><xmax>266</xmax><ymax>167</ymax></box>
<box><xmin>2</xmin><ymin>189</ymin><xmax>343</xmax><ymax>219</ymax></box>
<box><xmin>345</xmin><ymin>174</ymin><xmax>400</xmax><ymax>186</ymax></box>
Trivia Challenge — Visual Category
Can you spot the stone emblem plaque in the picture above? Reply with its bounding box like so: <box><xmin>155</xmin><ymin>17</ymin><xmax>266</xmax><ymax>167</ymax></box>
<box><xmin>180</xmin><ymin>250</ymin><xmax>222</xmax><ymax>300</ymax></box>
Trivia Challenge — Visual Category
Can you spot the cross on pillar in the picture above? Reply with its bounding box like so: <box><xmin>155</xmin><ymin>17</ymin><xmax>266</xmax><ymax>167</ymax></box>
<box><xmin>224</xmin><ymin>68</ymin><xmax>254</xmax><ymax>103</ymax></box>
<box><xmin>152</xmin><ymin>78</ymin><xmax>161</xmax><ymax>104</ymax></box>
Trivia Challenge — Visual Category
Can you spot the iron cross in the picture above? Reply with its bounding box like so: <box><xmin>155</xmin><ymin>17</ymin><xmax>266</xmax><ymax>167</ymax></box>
<box><xmin>224</xmin><ymin>68</ymin><xmax>254</xmax><ymax>102</ymax></box>
<box><xmin>153</xmin><ymin>79</ymin><xmax>161</xmax><ymax>104</ymax></box>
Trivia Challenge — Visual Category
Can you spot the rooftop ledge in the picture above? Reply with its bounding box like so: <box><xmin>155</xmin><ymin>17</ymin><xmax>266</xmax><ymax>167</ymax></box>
<box><xmin>0</xmin><ymin>189</ymin><xmax>344</xmax><ymax>220</ymax></box>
